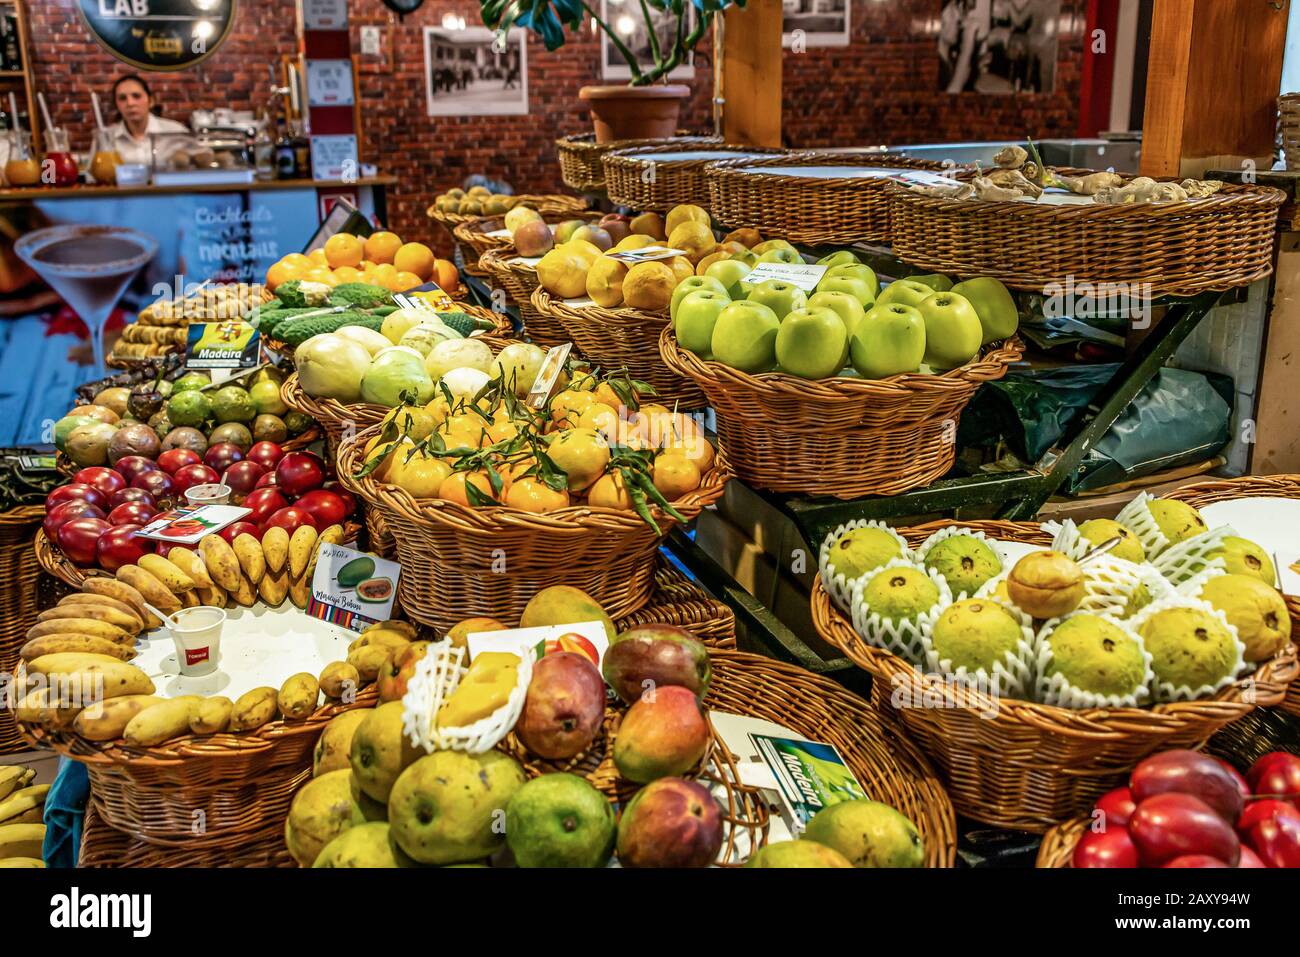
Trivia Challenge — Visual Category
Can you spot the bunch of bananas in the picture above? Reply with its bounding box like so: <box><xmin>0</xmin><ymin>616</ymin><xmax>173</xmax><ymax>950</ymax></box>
<box><xmin>0</xmin><ymin>766</ymin><xmax>47</xmax><ymax>868</ymax></box>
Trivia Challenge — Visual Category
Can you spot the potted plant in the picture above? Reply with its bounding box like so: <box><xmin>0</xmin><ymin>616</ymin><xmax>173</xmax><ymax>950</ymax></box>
<box><xmin>482</xmin><ymin>0</ymin><xmax>745</xmax><ymax>142</ymax></box>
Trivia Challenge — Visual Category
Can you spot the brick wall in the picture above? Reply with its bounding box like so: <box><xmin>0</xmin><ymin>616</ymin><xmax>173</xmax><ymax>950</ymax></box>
<box><xmin>25</xmin><ymin>0</ymin><xmax>1085</xmax><ymax>241</ymax></box>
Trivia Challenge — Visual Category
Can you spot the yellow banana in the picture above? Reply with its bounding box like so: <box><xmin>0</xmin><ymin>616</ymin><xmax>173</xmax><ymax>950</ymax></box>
<box><xmin>0</xmin><ymin>785</ymin><xmax>49</xmax><ymax>826</ymax></box>
<box><xmin>116</xmin><ymin>565</ymin><xmax>182</xmax><ymax>613</ymax></box>
<box><xmin>0</xmin><ymin>823</ymin><xmax>45</xmax><ymax>859</ymax></box>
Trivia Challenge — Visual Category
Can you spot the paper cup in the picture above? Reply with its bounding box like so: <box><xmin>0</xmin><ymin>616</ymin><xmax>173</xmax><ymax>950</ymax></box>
<box><xmin>185</xmin><ymin>483</ymin><xmax>232</xmax><ymax>506</ymax></box>
<box><xmin>169</xmin><ymin>606</ymin><xmax>227</xmax><ymax>677</ymax></box>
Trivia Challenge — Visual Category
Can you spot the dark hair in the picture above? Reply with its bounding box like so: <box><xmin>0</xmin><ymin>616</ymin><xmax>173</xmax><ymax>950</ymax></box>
<box><xmin>111</xmin><ymin>74</ymin><xmax>155</xmax><ymax>117</ymax></box>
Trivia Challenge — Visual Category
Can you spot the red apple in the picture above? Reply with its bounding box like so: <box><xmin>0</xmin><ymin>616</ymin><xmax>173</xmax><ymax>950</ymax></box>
<box><xmin>1072</xmin><ymin>827</ymin><xmax>1139</xmax><ymax>868</ymax></box>
<box><xmin>1130</xmin><ymin>749</ymin><xmax>1244</xmax><ymax>822</ymax></box>
<box><xmin>246</xmin><ymin>441</ymin><xmax>284</xmax><ymax>470</ymax></box>
<box><xmin>222</xmin><ymin>460</ymin><xmax>266</xmax><ymax>496</ymax></box>
<box><xmin>242</xmin><ymin>487</ymin><xmax>289</xmax><ymax>526</ymax></box>
<box><xmin>71</xmin><ymin>466</ymin><xmax>126</xmax><ymax>498</ymax></box>
<box><xmin>294</xmin><ymin>489</ymin><xmax>348</xmax><ymax>529</ymax></box>
<box><xmin>1094</xmin><ymin>787</ymin><xmax>1137</xmax><ymax>830</ymax></box>
<box><xmin>172</xmin><ymin>463</ymin><xmax>221</xmax><ymax>494</ymax></box>
<box><xmin>1129</xmin><ymin>793</ymin><xmax>1241</xmax><ymax>866</ymax></box>
<box><xmin>1247</xmin><ymin>752</ymin><xmax>1300</xmax><ymax>804</ymax></box>
<box><xmin>43</xmin><ymin>500</ymin><xmax>105</xmax><ymax>541</ymax></box>
<box><xmin>1237</xmin><ymin>845</ymin><xmax>1267</xmax><ymax>868</ymax></box>
<box><xmin>262</xmin><ymin>506</ymin><xmax>318</xmax><ymax>535</ymax></box>
<box><xmin>203</xmin><ymin>442</ymin><xmax>244</xmax><ymax>473</ymax></box>
<box><xmin>157</xmin><ymin>448</ymin><xmax>202</xmax><ymax>475</ymax></box>
<box><xmin>1215</xmin><ymin>758</ymin><xmax>1252</xmax><ymax>803</ymax></box>
<box><xmin>95</xmin><ymin>523</ymin><xmax>154</xmax><ymax>572</ymax></box>
<box><xmin>1236</xmin><ymin>798</ymin><xmax>1300</xmax><ymax>837</ymax></box>
<box><xmin>107</xmin><ymin>501</ymin><xmax>158</xmax><ymax>526</ymax></box>
<box><xmin>1245</xmin><ymin>813</ymin><xmax>1300</xmax><ymax>867</ymax></box>
<box><xmin>56</xmin><ymin>516</ymin><xmax>111</xmax><ymax>566</ymax></box>
<box><xmin>114</xmin><ymin>455</ymin><xmax>159</xmax><ymax>483</ymax></box>
<box><xmin>275</xmin><ymin>451</ymin><xmax>326</xmax><ymax>497</ymax></box>
<box><xmin>218</xmin><ymin>521</ymin><xmax>261</xmax><ymax>545</ymax></box>
<box><xmin>131</xmin><ymin>469</ymin><xmax>176</xmax><ymax>501</ymax></box>
<box><xmin>253</xmin><ymin>471</ymin><xmax>278</xmax><ymax>489</ymax></box>
<box><xmin>1163</xmin><ymin>855</ymin><xmax>1230</xmax><ymax>868</ymax></box>
<box><xmin>323</xmin><ymin>481</ymin><xmax>356</xmax><ymax>516</ymax></box>
<box><xmin>110</xmin><ymin>487</ymin><xmax>156</xmax><ymax>509</ymax></box>
<box><xmin>46</xmin><ymin>483</ymin><xmax>108</xmax><ymax>513</ymax></box>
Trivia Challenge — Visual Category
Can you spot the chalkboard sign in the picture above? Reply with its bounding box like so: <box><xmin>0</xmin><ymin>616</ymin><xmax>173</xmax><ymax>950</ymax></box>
<box><xmin>78</xmin><ymin>0</ymin><xmax>238</xmax><ymax>72</ymax></box>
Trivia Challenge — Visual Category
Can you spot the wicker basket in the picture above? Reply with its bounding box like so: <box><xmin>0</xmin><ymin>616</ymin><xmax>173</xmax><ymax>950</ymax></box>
<box><xmin>1282</xmin><ymin>94</ymin><xmax>1300</xmax><ymax>171</ymax></box>
<box><xmin>556</xmin><ymin>133</ymin><xmax>723</xmax><ymax>194</ymax></box>
<box><xmin>280</xmin><ymin>373</ymin><xmax>389</xmax><ymax>457</ymax></box>
<box><xmin>452</xmin><ymin>210</ymin><xmax>602</xmax><ymax>271</ymax></box>
<box><xmin>602</xmin><ymin>143</ymin><xmax>788</xmax><ymax>212</ymax></box>
<box><xmin>79</xmin><ymin>801</ymin><xmax>295</xmax><ymax>868</ymax></box>
<box><xmin>336</xmin><ymin>423</ymin><xmax>729</xmax><ymax>632</ymax></box>
<box><xmin>530</xmin><ymin>288</ymin><xmax>706</xmax><ymax>409</ymax></box>
<box><xmin>887</xmin><ymin>173</ymin><xmax>1286</xmax><ymax>297</ymax></box>
<box><xmin>618</xmin><ymin>559</ymin><xmax>735</xmax><ymax>648</ymax></box>
<box><xmin>478</xmin><ymin>248</ymin><xmax>569</xmax><ymax>348</ymax></box>
<box><xmin>811</xmin><ymin>519</ymin><xmax>1300</xmax><ymax>832</ymax></box>
<box><xmin>1161</xmin><ymin>474</ymin><xmax>1300</xmax><ymax>719</ymax></box>
<box><xmin>1035</xmin><ymin>816</ymin><xmax>1089</xmax><ymax>867</ymax></box>
<box><xmin>0</xmin><ymin>505</ymin><xmax>44</xmax><ymax>754</ymax></box>
<box><xmin>706</xmin><ymin>151</ymin><xmax>952</xmax><ymax>245</ymax></box>
<box><xmin>428</xmin><ymin>193</ymin><xmax>589</xmax><ymax>230</ymax></box>
<box><xmin>660</xmin><ymin>326</ymin><xmax>1023</xmax><ymax>498</ymax></box>
<box><xmin>19</xmin><ymin>682</ymin><xmax>378</xmax><ymax>850</ymax></box>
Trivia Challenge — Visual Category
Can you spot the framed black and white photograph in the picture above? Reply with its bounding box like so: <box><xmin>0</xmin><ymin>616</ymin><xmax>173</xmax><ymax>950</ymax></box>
<box><xmin>600</xmin><ymin>0</ymin><xmax>695</xmax><ymax>81</ymax></box>
<box><xmin>781</xmin><ymin>0</ymin><xmax>851</xmax><ymax>49</ymax></box>
<box><xmin>938</xmin><ymin>0</ymin><xmax>1059</xmax><ymax>94</ymax></box>
<box><xmin>423</xmin><ymin>26</ymin><xmax>528</xmax><ymax>116</ymax></box>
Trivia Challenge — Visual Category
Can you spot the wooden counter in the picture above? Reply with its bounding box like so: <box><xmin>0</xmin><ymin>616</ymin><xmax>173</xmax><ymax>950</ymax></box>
<box><xmin>0</xmin><ymin>176</ymin><xmax>397</xmax><ymax>202</ymax></box>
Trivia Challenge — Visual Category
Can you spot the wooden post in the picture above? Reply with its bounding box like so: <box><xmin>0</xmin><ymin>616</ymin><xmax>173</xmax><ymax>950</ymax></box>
<box><xmin>717</xmin><ymin>0</ymin><xmax>783</xmax><ymax>147</ymax></box>
<box><xmin>1141</xmin><ymin>0</ymin><xmax>1289</xmax><ymax>178</ymax></box>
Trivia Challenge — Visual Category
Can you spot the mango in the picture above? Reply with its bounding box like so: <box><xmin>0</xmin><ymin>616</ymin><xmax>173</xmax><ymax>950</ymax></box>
<box><xmin>519</xmin><ymin>585</ymin><xmax>616</xmax><ymax>644</ymax></box>
<box><xmin>313</xmin><ymin>709</ymin><xmax>369</xmax><ymax>777</ymax></box>
<box><xmin>313</xmin><ymin>821</ymin><xmax>417</xmax><ymax>867</ymax></box>
<box><xmin>745</xmin><ymin>839</ymin><xmax>854</xmax><ymax>868</ymax></box>
<box><xmin>802</xmin><ymin>799</ymin><xmax>925</xmax><ymax>868</ymax></box>
<box><xmin>284</xmin><ymin>769</ymin><xmax>365</xmax><ymax>867</ymax></box>
<box><xmin>515</xmin><ymin>652</ymin><xmax>605</xmax><ymax>760</ymax></box>
<box><xmin>349</xmin><ymin>701</ymin><xmax>420</xmax><ymax>804</ymax></box>
<box><xmin>612</xmin><ymin>685</ymin><xmax>709</xmax><ymax>783</ymax></box>
<box><xmin>377</xmin><ymin>641</ymin><xmax>430</xmax><ymax>703</ymax></box>
<box><xmin>444</xmin><ymin>617</ymin><xmax>508</xmax><ymax>649</ymax></box>
<box><xmin>388</xmin><ymin>750</ymin><xmax>526</xmax><ymax>865</ymax></box>
<box><xmin>602</xmin><ymin>625</ymin><xmax>711</xmax><ymax>704</ymax></box>
<box><xmin>436</xmin><ymin>652</ymin><xmax>520</xmax><ymax>727</ymax></box>
<box><xmin>616</xmin><ymin>777</ymin><xmax>722</xmax><ymax>868</ymax></box>
<box><xmin>505</xmin><ymin>773</ymin><xmax>615</xmax><ymax>868</ymax></box>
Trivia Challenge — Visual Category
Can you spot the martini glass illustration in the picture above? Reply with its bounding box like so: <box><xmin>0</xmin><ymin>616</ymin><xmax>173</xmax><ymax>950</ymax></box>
<box><xmin>15</xmin><ymin>225</ymin><xmax>158</xmax><ymax>375</ymax></box>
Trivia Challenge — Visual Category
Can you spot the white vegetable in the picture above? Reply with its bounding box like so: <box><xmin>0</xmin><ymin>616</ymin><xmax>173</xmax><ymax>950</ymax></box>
<box><xmin>439</xmin><ymin>366</ymin><xmax>492</xmax><ymax>400</ymax></box>
<box><xmin>294</xmin><ymin>334</ymin><xmax>372</xmax><ymax>402</ymax></box>
<box><xmin>425</xmin><ymin>338</ymin><xmax>495</xmax><ymax>380</ymax></box>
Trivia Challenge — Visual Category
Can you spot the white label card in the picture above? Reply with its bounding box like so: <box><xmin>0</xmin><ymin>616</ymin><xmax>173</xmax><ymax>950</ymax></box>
<box><xmin>309</xmin><ymin>135</ymin><xmax>359</xmax><ymax>181</ymax></box>
<box><xmin>606</xmin><ymin>245</ymin><xmax>688</xmax><ymax>264</ymax></box>
<box><xmin>307</xmin><ymin>59</ymin><xmax>355</xmax><ymax>107</ymax></box>
<box><xmin>743</xmin><ymin>262</ymin><xmax>828</xmax><ymax>292</ymax></box>
<box><xmin>303</xmin><ymin>0</ymin><xmax>348</xmax><ymax>29</ymax></box>
<box><xmin>311</xmin><ymin>543</ymin><xmax>401</xmax><ymax>627</ymax></box>
<box><xmin>466</xmin><ymin>620</ymin><xmax>609</xmax><ymax>669</ymax></box>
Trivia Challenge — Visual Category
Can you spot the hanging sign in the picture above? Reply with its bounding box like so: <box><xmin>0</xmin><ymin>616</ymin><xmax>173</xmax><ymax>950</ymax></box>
<box><xmin>78</xmin><ymin>0</ymin><xmax>238</xmax><ymax>72</ymax></box>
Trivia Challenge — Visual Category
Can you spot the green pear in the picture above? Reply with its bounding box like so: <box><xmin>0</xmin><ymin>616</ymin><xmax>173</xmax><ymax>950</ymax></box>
<box><xmin>876</xmin><ymin>279</ymin><xmax>933</xmax><ymax>311</ymax></box>
<box><xmin>674</xmin><ymin>290</ymin><xmax>731</xmax><ymax>359</ymax></box>
<box><xmin>808</xmin><ymin>290</ymin><xmax>866</xmax><ymax>339</ymax></box>
<box><xmin>704</xmin><ymin>259</ymin><xmax>753</xmax><ymax>298</ymax></box>
<box><xmin>747</xmin><ymin>279</ymin><xmax>808</xmax><ymax>320</ymax></box>
<box><xmin>775</xmin><ymin>307</ymin><xmax>848</xmax><ymax>380</ymax></box>
<box><xmin>711</xmin><ymin>301</ymin><xmax>780</xmax><ymax>373</ymax></box>
<box><xmin>907</xmin><ymin>273</ymin><xmax>953</xmax><ymax>292</ymax></box>
<box><xmin>823</xmin><ymin>264</ymin><xmax>880</xmax><ymax>300</ymax></box>
<box><xmin>670</xmin><ymin>275</ymin><xmax>729</xmax><ymax>322</ymax></box>
<box><xmin>817</xmin><ymin>250</ymin><xmax>861</xmax><ymax>267</ymax></box>
<box><xmin>951</xmin><ymin>277</ymin><xmax>1019</xmax><ymax>344</ymax></box>
<box><xmin>916</xmin><ymin>291</ymin><xmax>983</xmax><ymax>370</ymax></box>
<box><xmin>850</xmin><ymin>303</ymin><xmax>925</xmax><ymax>379</ymax></box>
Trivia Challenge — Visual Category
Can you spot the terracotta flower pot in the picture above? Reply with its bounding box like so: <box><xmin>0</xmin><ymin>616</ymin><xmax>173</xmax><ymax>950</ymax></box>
<box><xmin>579</xmin><ymin>84</ymin><xmax>691</xmax><ymax>143</ymax></box>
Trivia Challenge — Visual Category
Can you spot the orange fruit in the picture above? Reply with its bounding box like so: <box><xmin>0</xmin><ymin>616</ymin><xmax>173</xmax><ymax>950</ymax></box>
<box><xmin>652</xmin><ymin>453</ymin><xmax>701</xmax><ymax>499</ymax></box>
<box><xmin>498</xmin><ymin>455</ymin><xmax>536</xmax><ymax>487</ymax></box>
<box><xmin>393</xmin><ymin>270</ymin><xmax>424</xmax><ymax>292</ymax></box>
<box><xmin>324</xmin><ymin>233</ymin><xmax>364</xmax><ymax>269</ymax></box>
<box><xmin>593</xmin><ymin>382</ymin><xmax>626</xmax><ymax>412</ymax></box>
<box><xmin>547</xmin><ymin>427</ymin><xmax>610</xmax><ymax>491</ymax></box>
<box><xmin>437</xmin><ymin>470</ymin><xmax>498</xmax><ymax>507</ymax></box>
<box><xmin>505</xmin><ymin>477</ymin><xmax>569</xmax><ymax>513</ymax></box>
<box><xmin>364</xmin><ymin>231</ymin><xmax>403</xmax><ymax>265</ymax></box>
<box><xmin>665</xmin><ymin>432</ymin><xmax>715</xmax><ymax>472</ymax></box>
<box><xmin>393</xmin><ymin>242</ymin><xmax>436</xmax><ymax>281</ymax></box>
<box><xmin>433</xmin><ymin>258</ymin><xmax>459</xmax><ymax>291</ymax></box>
<box><xmin>575</xmin><ymin>403</ymin><xmax>621</xmax><ymax>440</ymax></box>
<box><xmin>304</xmin><ymin>267</ymin><xmax>339</xmax><ymax>287</ymax></box>
<box><xmin>265</xmin><ymin>259</ymin><xmax>303</xmax><ymax>290</ymax></box>
<box><xmin>550</xmin><ymin>390</ymin><xmax>598</xmax><ymax>427</ymax></box>
<box><xmin>280</xmin><ymin>252</ymin><xmax>311</xmax><ymax>270</ymax></box>
<box><xmin>307</xmin><ymin>248</ymin><xmax>329</xmax><ymax>266</ymax></box>
<box><xmin>587</xmin><ymin>471</ymin><xmax>633</xmax><ymax>510</ymax></box>
<box><xmin>332</xmin><ymin>265</ymin><xmax>364</xmax><ymax>284</ymax></box>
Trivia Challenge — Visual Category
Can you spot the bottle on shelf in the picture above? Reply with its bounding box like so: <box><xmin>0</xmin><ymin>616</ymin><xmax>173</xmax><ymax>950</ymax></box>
<box><xmin>253</xmin><ymin>111</ymin><xmax>274</xmax><ymax>181</ymax></box>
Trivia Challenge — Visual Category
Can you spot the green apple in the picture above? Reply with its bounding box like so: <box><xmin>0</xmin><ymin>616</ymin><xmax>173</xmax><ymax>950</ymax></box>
<box><xmin>876</xmin><ymin>279</ymin><xmax>933</xmax><ymax>311</ymax></box>
<box><xmin>752</xmin><ymin>239</ymin><xmax>796</xmax><ymax>255</ymax></box>
<box><xmin>756</xmin><ymin>248</ymin><xmax>803</xmax><ymax>265</ymax></box>
<box><xmin>711</xmin><ymin>301</ymin><xmax>780</xmax><ymax>373</ymax></box>
<box><xmin>951</xmin><ymin>276</ymin><xmax>1019</xmax><ymax>344</ymax></box>
<box><xmin>816</xmin><ymin>275</ymin><xmax>875</xmax><ymax>307</ymax></box>
<box><xmin>808</xmin><ymin>290</ymin><xmax>866</xmax><ymax>339</ymax></box>
<box><xmin>553</xmin><ymin>219</ymin><xmax>586</xmax><ymax>244</ymax></box>
<box><xmin>916</xmin><ymin>291</ymin><xmax>983</xmax><ymax>370</ymax></box>
<box><xmin>746</xmin><ymin>279</ymin><xmax>808</xmax><ymax>320</ymax></box>
<box><xmin>671</xmin><ymin>275</ymin><xmax>729</xmax><ymax>322</ymax></box>
<box><xmin>907</xmin><ymin>273</ymin><xmax>953</xmax><ymax>292</ymax></box>
<box><xmin>731</xmin><ymin>250</ymin><xmax>759</xmax><ymax>267</ymax></box>
<box><xmin>776</xmin><ymin>307</ymin><xmax>847</xmax><ymax>380</ymax></box>
<box><xmin>704</xmin><ymin>259</ymin><xmax>753</xmax><ymax>299</ymax></box>
<box><xmin>817</xmin><ymin>250</ymin><xmax>860</xmax><ymax>268</ymax></box>
<box><xmin>850</xmin><ymin>303</ymin><xmax>926</xmax><ymax>379</ymax></box>
<box><xmin>823</xmin><ymin>263</ymin><xmax>880</xmax><ymax>300</ymax></box>
<box><xmin>674</xmin><ymin>290</ymin><xmax>732</xmax><ymax>359</ymax></box>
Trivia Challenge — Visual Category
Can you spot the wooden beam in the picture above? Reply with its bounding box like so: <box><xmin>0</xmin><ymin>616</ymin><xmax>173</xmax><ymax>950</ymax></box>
<box><xmin>1141</xmin><ymin>0</ymin><xmax>1289</xmax><ymax>178</ymax></box>
<box><xmin>717</xmin><ymin>0</ymin><xmax>782</xmax><ymax>147</ymax></box>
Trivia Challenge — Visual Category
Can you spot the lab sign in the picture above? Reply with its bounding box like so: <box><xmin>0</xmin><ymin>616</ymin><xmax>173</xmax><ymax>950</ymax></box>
<box><xmin>79</xmin><ymin>0</ymin><xmax>238</xmax><ymax>71</ymax></box>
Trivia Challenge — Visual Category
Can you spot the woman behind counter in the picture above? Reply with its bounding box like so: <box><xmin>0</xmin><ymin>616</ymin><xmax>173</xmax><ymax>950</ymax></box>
<box><xmin>106</xmin><ymin>74</ymin><xmax>187</xmax><ymax>167</ymax></box>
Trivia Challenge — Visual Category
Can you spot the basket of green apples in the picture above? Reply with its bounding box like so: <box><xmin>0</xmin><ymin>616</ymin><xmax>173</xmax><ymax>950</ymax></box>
<box><xmin>659</xmin><ymin>251</ymin><xmax>1023</xmax><ymax>498</ymax></box>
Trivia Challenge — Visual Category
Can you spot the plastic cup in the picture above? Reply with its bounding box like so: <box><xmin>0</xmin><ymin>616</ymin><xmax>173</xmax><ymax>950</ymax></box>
<box><xmin>185</xmin><ymin>483</ymin><xmax>231</xmax><ymax>506</ymax></box>
<box><xmin>168</xmin><ymin>606</ymin><xmax>226</xmax><ymax>677</ymax></box>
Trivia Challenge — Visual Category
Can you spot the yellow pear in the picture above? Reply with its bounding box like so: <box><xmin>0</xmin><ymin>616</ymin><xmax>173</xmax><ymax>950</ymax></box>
<box><xmin>623</xmin><ymin>262</ymin><xmax>677</xmax><ymax>312</ymax></box>
<box><xmin>667</xmin><ymin>221</ymin><xmax>717</xmax><ymax>265</ymax></box>
<box><xmin>537</xmin><ymin>247</ymin><xmax>596</xmax><ymax>299</ymax></box>
<box><xmin>586</xmin><ymin>257</ymin><xmax>629</xmax><ymax>307</ymax></box>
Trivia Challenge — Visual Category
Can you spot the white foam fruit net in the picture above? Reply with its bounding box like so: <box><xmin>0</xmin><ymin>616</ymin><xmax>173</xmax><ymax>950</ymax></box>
<box><xmin>402</xmin><ymin>639</ymin><xmax>534</xmax><ymax>754</ymax></box>
<box><xmin>918</xmin><ymin>599</ymin><xmax>1037</xmax><ymax>700</ymax></box>
<box><xmin>1032</xmin><ymin>611</ymin><xmax>1155</xmax><ymax>710</ymax></box>
<box><xmin>913</xmin><ymin>525</ymin><xmax>1013</xmax><ymax>600</ymax></box>
<box><xmin>1115</xmin><ymin>492</ymin><xmax>1171</xmax><ymax>559</ymax></box>
<box><xmin>1125</xmin><ymin>593</ymin><xmax>1247</xmax><ymax>704</ymax></box>
<box><xmin>1152</xmin><ymin>525</ymin><xmax>1238</xmax><ymax>587</ymax></box>
<box><xmin>1077</xmin><ymin>555</ymin><xmax>1176</xmax><ymax>620</ymax></box>
<box><xmin>849</xmin><ymin>558</ymin><xmax>952</xmax><ymax>667</ymax></box>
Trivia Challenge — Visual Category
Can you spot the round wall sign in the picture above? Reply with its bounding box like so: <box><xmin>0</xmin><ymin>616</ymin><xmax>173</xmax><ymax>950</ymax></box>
<box><xmin>78</xmin><ymin>0</ymin><xmax>238</xmax><ymax>72</ymax></box>
<box><xmin>382</xmin><ymin>0</ymin><xmax>425</xmax><ymax>16</ymax></box>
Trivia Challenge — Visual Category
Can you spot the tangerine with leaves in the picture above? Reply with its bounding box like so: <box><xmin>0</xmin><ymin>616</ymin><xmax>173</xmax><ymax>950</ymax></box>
<box><xmin>505</xmin><ymin>477</ymin><xmax>570</xmax><ymax>513</ymax></box>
